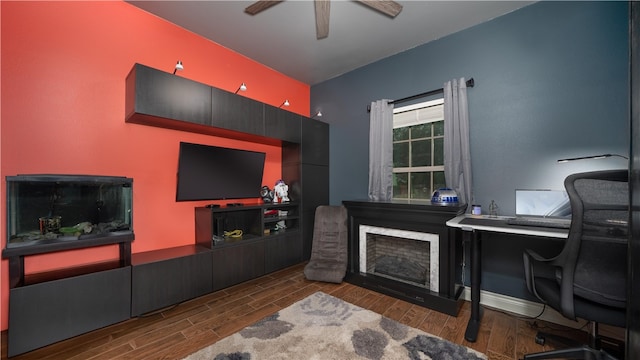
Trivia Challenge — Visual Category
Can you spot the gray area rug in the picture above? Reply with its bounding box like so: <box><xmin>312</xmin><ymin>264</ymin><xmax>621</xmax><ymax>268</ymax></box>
<box><xmin>183</xmin><ymin>291</ymin><xmax>486</xmax><ymax>360</ymax></box>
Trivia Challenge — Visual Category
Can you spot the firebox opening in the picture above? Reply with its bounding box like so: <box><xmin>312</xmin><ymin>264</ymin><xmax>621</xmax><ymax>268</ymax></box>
<box><xmin>359</xmin><ymin>225</ymin><xmax>439</xmax><ymax>293</ymax></box>
<box><xmin>375</xmin><ymin>255</ymin><xmax>427</xmax><ymax>287</ymax></box>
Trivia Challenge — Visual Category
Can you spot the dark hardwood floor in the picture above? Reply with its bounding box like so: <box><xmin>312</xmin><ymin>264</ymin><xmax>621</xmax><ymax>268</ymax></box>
<box><xmin>1</xmin><ymin>262</ymin><xmax>590</xmax><ymax>360</ymax></box>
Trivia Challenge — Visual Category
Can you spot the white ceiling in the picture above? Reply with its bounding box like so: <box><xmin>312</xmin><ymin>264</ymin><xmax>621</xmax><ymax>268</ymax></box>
<box><xmin>127</xmin><ymin>1</ymin><xmax>534</xmax><ymax>85</ymax></box>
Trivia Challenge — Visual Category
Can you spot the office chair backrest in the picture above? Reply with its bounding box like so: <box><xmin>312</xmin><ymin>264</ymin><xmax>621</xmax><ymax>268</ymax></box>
<box><xmin>559</xmin><ymin>169</ymin><xmax>628</xmax><ymax>318</ymax></box>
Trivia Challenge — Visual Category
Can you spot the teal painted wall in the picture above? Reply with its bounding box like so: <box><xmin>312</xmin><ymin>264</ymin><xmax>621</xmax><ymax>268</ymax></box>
<box><xmin>311</xmin><ymin>1</ymin><xmax>629</xmax><ymax>299</ymax></box>
<box><xmin>312</xmin><ymin>1</ymin><xmax>629</xmax><ymax>214</ymax></box>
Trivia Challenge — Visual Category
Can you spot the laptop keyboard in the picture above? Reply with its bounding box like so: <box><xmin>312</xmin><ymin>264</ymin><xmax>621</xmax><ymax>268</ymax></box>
<box><xmin>506</xmin><ymin>217</ymin><xmax>571</xmax><ymax>229</ymax></box>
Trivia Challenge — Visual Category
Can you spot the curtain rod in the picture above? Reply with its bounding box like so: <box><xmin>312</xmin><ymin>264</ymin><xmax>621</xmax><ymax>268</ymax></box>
<box><xmin>367</xmin><ymin>78</ymin><xmax>475</xmax><ymax>112</ymax></box>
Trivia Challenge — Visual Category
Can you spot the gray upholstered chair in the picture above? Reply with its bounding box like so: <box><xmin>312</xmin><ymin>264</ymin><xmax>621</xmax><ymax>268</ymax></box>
<box><xmin>304</xmin><ymin>205</ymin><xmax>348</xmax><ymax>283</ymax></box>
<box><xmin>522</xmin><ymin>169</ymin><xmax>628</xmax><ymax>360</ymax></box>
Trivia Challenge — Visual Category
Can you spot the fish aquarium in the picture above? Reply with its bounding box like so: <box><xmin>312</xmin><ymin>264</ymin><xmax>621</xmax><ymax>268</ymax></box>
<box><xmin>4</xmin><ymin>174</ymin><xmax>133</xmax><ymax>252</ymax></box>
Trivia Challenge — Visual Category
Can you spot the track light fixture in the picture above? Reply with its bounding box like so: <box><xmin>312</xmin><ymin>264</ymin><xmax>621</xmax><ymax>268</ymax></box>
<box><xmin>235</xmin><ymin>83</ymin><xmax>247</xmax><ymax>94</ymax></box>
<box><xmin>313</xmin><ymin>111</ymin><xmax>323</xmax><ymax>118</ymax></box>
<box><xmin>557</xmin><ymin>153</ymin><xmax>628</xmax><ymax>163</ymax></box>
<box><xmin>173</xmin><ymin>60</ymin><xmax>183</xmax><ymax>75</ymax></box>
<box><xmin>279</xmin><ymin>99</ymin><xmax>290</xmax><ymax>108</ymax></box>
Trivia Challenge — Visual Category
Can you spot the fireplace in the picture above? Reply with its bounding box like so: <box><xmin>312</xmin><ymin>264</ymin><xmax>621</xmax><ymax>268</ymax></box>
<box><xmin>360</xmin><ymin>225</ymin><xmax>439</xmax><ymax>292</ymax></box>
<box><xmin>343</xmin><ymin>200</ymin><xmax>466</xmax><ymax>316</ymax></box>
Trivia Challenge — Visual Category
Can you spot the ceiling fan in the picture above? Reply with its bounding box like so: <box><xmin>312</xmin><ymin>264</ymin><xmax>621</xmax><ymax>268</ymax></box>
<box><xmin>244</xmin><ymin>0</ymin><xmax>403</xmax><ymax>39</ymax></box>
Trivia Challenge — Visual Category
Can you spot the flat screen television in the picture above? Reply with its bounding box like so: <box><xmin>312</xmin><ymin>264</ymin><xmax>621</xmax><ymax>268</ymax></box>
<box><xmin>176</xmin><ymin>142</ymin><xmax>266</xmax><ymax>201</ymax></box>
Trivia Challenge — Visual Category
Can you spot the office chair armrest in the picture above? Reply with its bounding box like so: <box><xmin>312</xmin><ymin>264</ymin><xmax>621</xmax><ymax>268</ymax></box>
<box><xmin>523</xmin><ymin>249</ymin><xmax>547</xmax><ymax>299</ymax></box>
<box><xmin>523</xmin><ymin>249</ymin><xmax>563</xmax><ymax>302</ymax></box>
<box><xmin>523</xmin><ymin>248</ymin><xmax>549</xmax><ymax>263</ymax></box>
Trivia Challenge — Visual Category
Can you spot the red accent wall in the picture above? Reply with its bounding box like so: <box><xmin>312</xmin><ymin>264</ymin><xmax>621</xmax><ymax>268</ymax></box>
<box><xmin>0</xmin><ymin>1</ymin><xmax>310</xmax><ymax>331</ymax></box>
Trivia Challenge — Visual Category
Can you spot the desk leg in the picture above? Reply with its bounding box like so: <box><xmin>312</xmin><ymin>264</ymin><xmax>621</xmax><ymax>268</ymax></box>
<box><xmin>464</xmin><ymin>229</ymin><xmax>483</xmax><ymax>342</ymax></box>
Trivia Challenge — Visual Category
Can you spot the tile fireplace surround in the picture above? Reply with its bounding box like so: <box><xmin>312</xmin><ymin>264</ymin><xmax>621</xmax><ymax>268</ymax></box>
<box><xmin>342</xmin><ymin>200</ymin><xmax>467</xmax><ymax>316</ymax></box>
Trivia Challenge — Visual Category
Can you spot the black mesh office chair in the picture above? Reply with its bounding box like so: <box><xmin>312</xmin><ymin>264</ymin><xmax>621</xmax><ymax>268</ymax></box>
<box><xmin>522</xmin><ymin>169</ymin><xmax>628</xmax><ymax>360</ymax></box>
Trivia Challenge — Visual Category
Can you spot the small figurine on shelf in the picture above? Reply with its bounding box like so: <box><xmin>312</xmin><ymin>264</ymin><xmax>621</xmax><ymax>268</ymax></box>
<box><xmin>273</xmin><ymin>179</ymin><xmax>290</xmax><ymax>203</ymax></box>
<box><xmin>489</xmin><ymin>200</ymin><xmax>499</xmax><ymax>218</ymax></box>
<box><xmin>260</xmin><ymin>185</ymin><xmax>274</xmax><ymax>203</ymax></box>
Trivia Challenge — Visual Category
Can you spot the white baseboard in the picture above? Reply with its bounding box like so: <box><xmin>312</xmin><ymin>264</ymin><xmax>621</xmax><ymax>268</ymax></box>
<box><xmin>461</xmin><ymin>287</ymin><xmax>588</xmax><ymax>329</ymax></box>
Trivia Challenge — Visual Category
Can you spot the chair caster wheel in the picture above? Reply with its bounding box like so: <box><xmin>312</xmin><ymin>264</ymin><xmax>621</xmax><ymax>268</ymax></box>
<box><xmin>535</xmin><ymin>334</ymin><xmax>546</xmax><ymax>345</ymax></box>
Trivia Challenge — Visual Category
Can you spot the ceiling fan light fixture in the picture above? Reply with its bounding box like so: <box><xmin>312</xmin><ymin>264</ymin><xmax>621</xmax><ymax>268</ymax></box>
<box><xmin>245</xmin><ymin>0</ymin><xmax>402</xmax><ymax>40</ymax></box>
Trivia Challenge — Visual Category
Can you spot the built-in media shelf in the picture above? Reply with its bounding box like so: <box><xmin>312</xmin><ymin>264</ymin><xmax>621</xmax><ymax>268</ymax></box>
<box><xmin>195</xmin><ymin>202</ymin><xmax>299</xmax><ymax>248</ymax></box>
<box><xmin>191</xmin><ymin>202</ymin><xmax>302</xmax><ymax>291</ymax></box>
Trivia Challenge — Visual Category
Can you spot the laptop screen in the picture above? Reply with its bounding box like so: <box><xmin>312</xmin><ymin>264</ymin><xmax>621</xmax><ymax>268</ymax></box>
<box><xmin>515</xmin><ymin>189</ymin><xmax>571</xmax><ymax>218</ymax></box>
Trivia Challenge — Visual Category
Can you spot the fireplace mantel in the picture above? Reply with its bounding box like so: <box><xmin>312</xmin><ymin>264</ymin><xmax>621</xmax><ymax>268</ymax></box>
<box><xmin>342</xmin><ymin>200</ymin><xmax>466</xmax><ymax>316</ymax></box>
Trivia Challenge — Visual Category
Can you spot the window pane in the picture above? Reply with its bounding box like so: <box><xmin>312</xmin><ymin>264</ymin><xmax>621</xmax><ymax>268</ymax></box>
<box><xmin>434</xmin><ymin>138</ymin><xmax>444</xmax><ymax>166</ymax></box>
<box><xmin>410</xmin><ymin>172</ymin><xmax>431</xmax><ymax>199</ymax></box>
<box><xmin>393</xmin><ymin>127</ymin><xmax>409</xmax><ymax>141</ymax></box>
<box><xmin>411</xmin><ymin>123</ymin><xmax>431</xmax><ymax>138</ymax></box>
<box><xmin>411</xmin><ymin>139</ymin><xmax>431</xmax><ymax>167</ymax></box>
<box><xmin>433</xmin><ymin>171</ymin><xmax>446</xmax><ymax>190</ymax></box>
<box><xmin>393</xmin><ymin>142</ymin><xmax>409</xmax><ymax>167</ymax></box>
<box><xmin>393</xmin><ymin>173</ymin><xmax>408</xmax><ymax>198</ymax></box>
<box><xmin>433</xmin><ymin>120</ymin><xmax>444</xmax><ymax>136</ymax></box>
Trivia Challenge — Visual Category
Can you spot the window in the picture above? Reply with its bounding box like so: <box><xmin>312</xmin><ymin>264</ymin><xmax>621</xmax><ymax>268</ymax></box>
<box><xmin>392</xmin><ymin>99</ymin><xmax>445</xmax><ymax>200</ymax></box>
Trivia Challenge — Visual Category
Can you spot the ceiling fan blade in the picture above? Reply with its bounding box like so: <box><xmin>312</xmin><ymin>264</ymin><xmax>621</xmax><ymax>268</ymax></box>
<box><xmin>357</xmin><ymin>0</ymin><xmax>402</xmax><ymax>18</ymax></box>
<box><xmin>244</xmin><ymin>1</ymin><xmax>284</xmax><ymax>15</ymax></box>
<box><xmin>315</xmin><ymin>0</ymin><xmax>330</xmax><ymax>39</ymax></box>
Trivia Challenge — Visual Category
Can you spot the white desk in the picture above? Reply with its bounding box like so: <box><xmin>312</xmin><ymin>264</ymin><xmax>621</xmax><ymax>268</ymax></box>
<box><xmin>446</xmin><ymin>214</ymin><xmax>569</xmax><ymax>342</ymax></box>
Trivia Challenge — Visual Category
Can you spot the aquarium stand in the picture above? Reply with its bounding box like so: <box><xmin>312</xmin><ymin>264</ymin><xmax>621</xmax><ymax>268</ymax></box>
<box><xmin>2</xmin><ymin>233</ymin><xmax>134</xmax><ymax>289</ymax></box>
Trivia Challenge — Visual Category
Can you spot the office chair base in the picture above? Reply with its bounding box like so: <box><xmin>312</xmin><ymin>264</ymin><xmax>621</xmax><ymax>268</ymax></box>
<box><xmin>534</xmin><ymin>331</ymin><xmax>583</xmax><ymax>348</ymax></box>
<box><xmin>528</xmin><ymin>330</ymin><xmax>624</xmax><ymax>360</ymax></box>
<box><xmin>522</xmin><ymin>345</ymin><xmax>619</xmax><ymax>360</ymax></box>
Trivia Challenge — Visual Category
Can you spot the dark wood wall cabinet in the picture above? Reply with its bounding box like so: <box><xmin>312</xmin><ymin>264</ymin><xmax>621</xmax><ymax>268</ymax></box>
<box><xmin>7</xmin><ymin>266</ymin><xmax>132</xmax><ymax>357</ymax></box>
<box><xmin>4</xmin><ymin>64</ymin><xmax>329</xmax><ymax>357</ymax></box>
<box><xmin>125</xmin><ymin>62</ymin><xmax>329</xmax><ymax>265</ymax></box>
<box><xmin>131</xmin><ymin>245</ymin><xmax>213</xmax><ymax>317</ymax></box>
<box><xmin>196</xmin><ymin>202</ymin><xmax>302</xmax><ymax>290</ymax></box>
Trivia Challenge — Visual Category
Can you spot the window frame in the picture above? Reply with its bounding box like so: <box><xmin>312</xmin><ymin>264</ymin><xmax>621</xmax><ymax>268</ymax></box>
<box><xmin>392</xmin><ymin>98</ymin><xmax>445</xmax><ymax>200</ymax></box>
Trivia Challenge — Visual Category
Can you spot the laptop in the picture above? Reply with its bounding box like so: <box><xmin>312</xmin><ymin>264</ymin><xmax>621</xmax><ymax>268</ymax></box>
<box><xmin>507</xmin><ymin>189</ymin><xmax>572</xmax><ymax>229</ymax></box>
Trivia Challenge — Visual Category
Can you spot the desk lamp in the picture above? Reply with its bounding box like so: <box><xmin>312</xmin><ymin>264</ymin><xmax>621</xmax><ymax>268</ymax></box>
<box><xmin>557</xmin><ymin>153</ymin><xmax>628</xmax><ymax>163</ymax></box>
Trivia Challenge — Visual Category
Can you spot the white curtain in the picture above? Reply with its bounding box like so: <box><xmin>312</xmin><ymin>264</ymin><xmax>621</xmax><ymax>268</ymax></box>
<box><xmin>368</xmin><ymin>99</ymin><xmax>394</xmax><ymax>201</ymax></box>
<box><xmin>443</xmin><ymin>78</ymin><xmax>473</xmax><ymax>209</ymax></box>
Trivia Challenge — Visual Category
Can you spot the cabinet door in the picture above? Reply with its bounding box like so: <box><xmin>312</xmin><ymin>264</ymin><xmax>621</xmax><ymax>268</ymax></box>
<box><xmin>264</xmin><ymin>105</ymin><xmax>302</xmax><ymax>142</ymax></box>
<box><xmin>212</xmin><ymin>241</ymin><xmax>265</xmax><ymax>291</ymax></box>
<box><xmin>8</xmin><ymin>267</ymin><xmax>131</xmax><ymax>357</ymax></box>
<box><xmin>126</xmin><ymin>63</ymin><xmax>212</xmax><ymax>126</ymax></box>
<box><xmin>301</xmin><ymin>118</ymin><xmax>329</xmax><ymax>165</ymax></box>
<box><xmin>131</xmin><ymin>252</ymin><xmax>213</xmax><ymax>316</ymax></box>
<box><xmin>300</xmin><ymin>164</ymin><xmax>329</xmax><ymax>260</ymax></box>
<box><xmin>265</xmin><ymin>234</ymin><xmax>303</xmax><ymax>273</ymax></box>
<box><xmin>211</xmin><ymin>87</ymin><xmax>264</xmax><ymax>135</ymax></box>
<box><xmin>301</xmin><ymin>164</ymin><xmax>329</xmax><ymax>213</ymax></box>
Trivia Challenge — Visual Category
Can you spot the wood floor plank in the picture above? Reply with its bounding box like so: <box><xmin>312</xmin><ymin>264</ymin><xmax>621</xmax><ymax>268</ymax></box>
<box><xmin>181</xmin><ymin>303</ymin><xmax>255</xmax><ymax>339</ymax></box>
<box><xmin>211</xmin><ymin>303</ymin><xmax>281</xmax><ymax>339</ymax></box>
<box><xmin>487</xmin><ymin>311</ymin><xmax>517</xmax><ymax>359</ymax></box>
<box><xmin>348</xmin><ymin>291</ymin><xmax>384</xmax><ymax>310</ymax></box>
<box><xmin>271</xmin><ymin>283</ymin><xmax>322</xmax><ymax>308</ymax></box>
<box><xmin>117</xmin><ymin>332</ymin><xmax>188</xmax><ymax>360</ymax></box>
<box><xmin>464</xmin><ymin>307</ymin><xmax>495</xmax><ymax>354</ymax></box>
<box><xmin>400</xmin><ymin>305</ymin><xmax>431</xmax><ymax>328</ymax></box>
<box><xmin>516</xmin><ymin>319</ymin><xmax>545</xmax><ymax>359</ymax></box>
<box><xmin>416</xmin><ymin>306</ymin><xmax>450</xmax><ymax>336</ymax></box>
<box><xmin>439</xmin><ymin>306</ymin><xmax>469</xmax><ymax>344</ymax></box>
<box><xmin>2</xmin><ymin>264</ymin><xmax>596</xmax><ymax>360</ymax></box>
<box><xmin>131</xmin><ymin>318</ymin><xmax>194</xmax><ymax>349</ymax></box>
<box><xmin>367</xmin><ymin>293</ymin><xmax>399</xmax><ymax>314</ymax></box>
<box><xmin>382</xmin><ymin>298</ymin><xmax>414</xmax><ymax>322</ymax></box>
